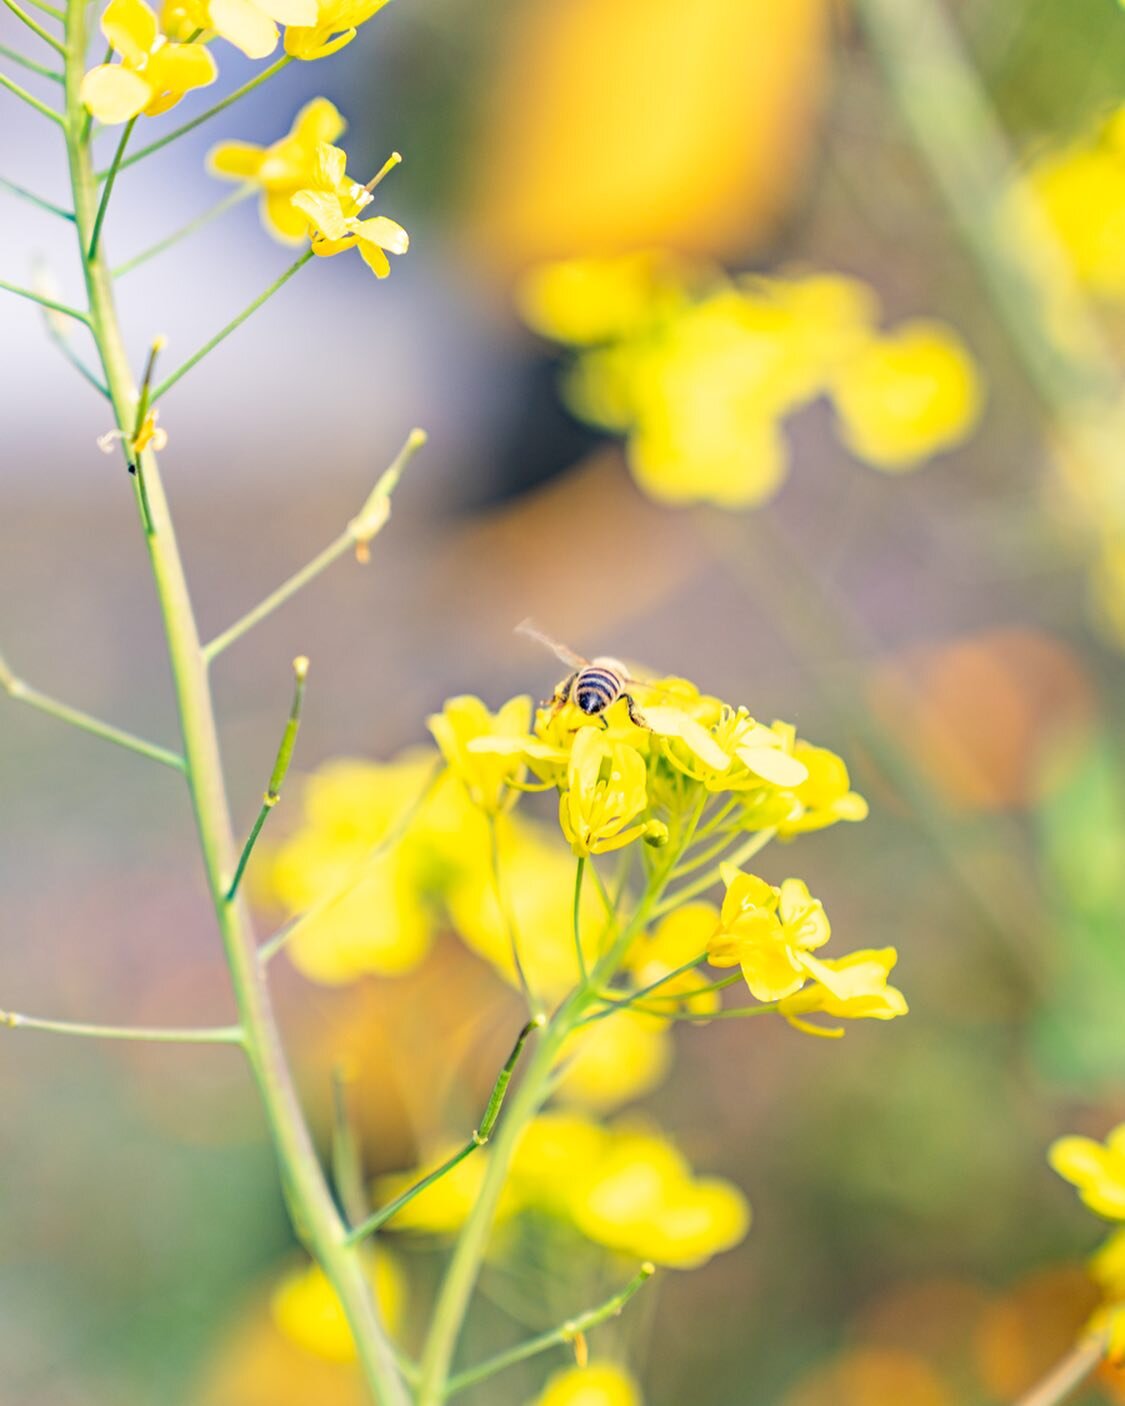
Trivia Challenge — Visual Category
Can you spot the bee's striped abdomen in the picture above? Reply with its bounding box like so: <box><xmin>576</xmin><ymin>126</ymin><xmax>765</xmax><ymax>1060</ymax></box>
<box><xmin>574</xmin><ymin>666</ymin><xmax>622</xmax><ymax>715</ymax></box>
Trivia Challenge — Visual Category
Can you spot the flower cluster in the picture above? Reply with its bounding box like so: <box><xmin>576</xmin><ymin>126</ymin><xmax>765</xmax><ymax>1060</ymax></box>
<box><xmin>375</xmin><ymin>1111</ymin><xmax>750</xmax><ymax>1270</ymax></box>
<box><xmin>1049</xmin><ymin>1123</ymin><xmax>1125</xmax><ymax>1360</ymax></box>
<box><xmin>518</xmin><ymin>254</ymin><xmax>984</xmax><ymax>507</ymax></box>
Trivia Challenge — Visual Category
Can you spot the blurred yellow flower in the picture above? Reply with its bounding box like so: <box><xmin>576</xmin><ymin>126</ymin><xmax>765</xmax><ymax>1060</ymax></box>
<box><xmin>518</xmin><ymin>250</ymin><xmax>693</xmax><ymax>347</ymax></box>
<box><xmin>81</xmin><ymin>0</ymin><xmax>217</xmax><ymax>124</ymax></box>
<box><xmin>534</xmin><ymin>1362</ymin><xmax>642</xmax><ymax>1406</ymax></box>
<box><xmin>559</xmin><ymin>728</ymin><xmax>651</xmax><ymax>857</ymax></box>
<box><xmin>209</xmin><ymin>98</ymin><xmax>345</xmax><ymax>243</ymax></box>
<box><xmin>707</xmin><ymin>870</ymin><xmax>833</xmax><ymax>1002</ymax></box>
<box><xmin>1049</xmin><ymin>1125</ymin><xmax>1125</xmax><ymax>1219</ymax></box>
<box><xmin>829</xmin><ymin>320</ymin><xmax>984</xmax><ymax>472</ymax></box>
<box><xmin>511</xmin><ymin>1111</ymin><xmax>610</xmax><ymax>1212</ymax></box>
<box><xmin>270</xmin><ymin>1251</ymin><xmax>404</xmax><ymax>1362</ymax></box>
<box><xmin>556</xmin><ymin>1010</ymin><xmax>672</xmax><ymax>1112</ymax></box>
<box><xmin>428</xmin><ymin>694</ymin><xmax>533</xmax><ymax>815</ymax></box>
<box><xmin>626</xmin><ymin>903</ymin><xmax>720</xmax><ymax>1017</ymax></box>
<box><xmin>291</xmin><ymin>144</ymin><xmax>409</xmax><ymax>279</ymax></box>
<box><xmin>777</xmin><ymin>947</ymin><xmax>908</xmax><ymax>1037</ymax></box>
<box><xmin>283</xmin><ymin>0</ymin><xmax>390</xmax><ymax>59</ymax></box>
<box><xmin>372</xmin><ymin>1142</ymin><xmax>511</xmax><ymax>1234</ymax></box>
<box><xmin>1092</xmin><ymin>1227</ymin><xmax>1125</xmax><ymax>1298</ymax></box>
<box><xmin>256</xmin><ymin>752</ymin><xmax>477</xmax><ymax>985</ymax></box>
<box><xmin>446</xmin><ymin>818</ymin><xmax>603</xmax><ymax>997</ymax></box>
<box><xmin>571</xmin><ymin>1122</ymin><xmax>750</xmax><ymax>1268</ymax></box>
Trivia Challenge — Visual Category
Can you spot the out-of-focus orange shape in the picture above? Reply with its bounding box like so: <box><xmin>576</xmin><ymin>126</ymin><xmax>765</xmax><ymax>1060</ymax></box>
<box><xmin>782</xmin><ymin>1347</ymin><xmax>954</xmax><ymax>1406</ymax></box>
<box><xmin>868</xmin><ymin>628</ymin><xmax>1096</xmax><ymax>812</ymax></box>
<box><xmin>974</xmin><ymin>1265</ymin><xmax>1097</xmax><ymax>1399</ymax></box>
<box><xmin>854</xmin><ymin>1277</ymin><xmax>992</xmax><ymax>1370</ymax></box>
<box><xmin>460</xmin><ymin>0</ymin><xmax>829</xmax><ymax>276</ymax></box>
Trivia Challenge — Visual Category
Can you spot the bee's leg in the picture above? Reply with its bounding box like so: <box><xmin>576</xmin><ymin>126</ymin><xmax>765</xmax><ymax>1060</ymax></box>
<box><xmin>597</xmin><ymin>711</ymin><xmax>610</xmax><ymax>730</ymax></box>
<box><xmin>542</xmin><ymin>672</ymin><xmax>577</xmax><ymax>712</ymax></box>
<box><xmin>622</xmin><ymin>693</ymin><xmax>649</xmax><ymax>729</ymax></box>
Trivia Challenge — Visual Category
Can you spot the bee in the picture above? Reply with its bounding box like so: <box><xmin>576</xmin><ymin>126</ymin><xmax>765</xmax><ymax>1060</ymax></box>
<box><xmin>516</xmin><ymin>620</ymin><xmax>650</xmax><ymax>729</ymax></box>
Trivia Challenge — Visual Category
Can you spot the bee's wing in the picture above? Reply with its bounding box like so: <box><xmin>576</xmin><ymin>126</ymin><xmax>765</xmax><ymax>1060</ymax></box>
<box><xmin>516</xmin><ymin>619</ymin><xmax>589</xmax><ymax>670</ymax></box>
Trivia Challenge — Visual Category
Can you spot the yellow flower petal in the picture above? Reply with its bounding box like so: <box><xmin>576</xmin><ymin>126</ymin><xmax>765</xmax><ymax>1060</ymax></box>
<box><xmin>263</xmin><ymin>188</ymin><xmax>314</xmax><ymax>242</ymax></box>
<box><xmin>142</xmin><ymin>41</ymin><xmax>217</xmax><ymax>114</ymax></box>
<box><xmin>356</xmin><ymin>238</ymin><xmax>391</xmax><ymax>278</ymax></box>
<box><xmin>208</xmin><ymin>139</ymin><xmax>267</xmax><ymax>180</ymax></box>
<box><xmin>734</xmin><ymin>743</ymin><xmax>808</xmax><ymax>786</ymax></box>
<box><xmin>643</xmin><ymin>705</ymin><xmax>730</xmax><ymax>772</ymax></box>
<box><xmin>207</xmin><ymin>0</ymin><xmax>278</xmax><ymax>57</ymax></box>
<box><xmin>292</xmin><ymin>188</ymin><xmax>351</xmax><ymax>240</ymax></box>
<box><xmin>79</xmin><ymin>63</ymin><xmax>152</xmax><ymax>123</ymax></box>
<box><xmin>101</xmin><ymin>0</ymin><xmax>158</xmax><ymax>63</ymax></box>
<box><xmin>291</xmin><ymin>95</ymin><xmax>346</xmax><ymax>146</ymax></box>
<box><xmin>357</xmin><ymin>214</ymin><xmax>409</xmax><ymax>255</ymax></box>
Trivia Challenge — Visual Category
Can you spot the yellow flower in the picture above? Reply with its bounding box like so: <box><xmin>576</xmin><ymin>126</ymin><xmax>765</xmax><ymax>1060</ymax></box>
<box><xmin>372</xmin><ymin>1143</ymin><xmax>514</xmax><ymax>1234</ymax></box>
<box><xmin>571</xmin><ymin>1122</ymin><xmax>750</xmax><ymax>1268</ymax></box>
<box><xmin>291</xmin><ymin>143</ymin><xmax>409</xmax><ymax>279</ymax></box>
<box><xmin>428</xmin><ymin>694</ymin><xmax>533</xmax><ymax>815</ymax></box>
<box><xmin>626</xmin><ymin>903</ymin><xmax>720</xmax><ymax>1017</ymax></box>
<box><xmin>80</xmin><ymin>0</ymin><xmax>217</xmax><ymax>124</ymax></box>
<box><xmin>518</xmin><ymin>251</ymin><xmax>694</xmax><ymax>347</ymax></box>
<box><xmin>446</xmin><ymin>818</ymin><xmax>603</xmax><ymax>998</ymax></box>
<box><xmin>284</xmin><ymin>0</ymin><xmax>390</xmax><ymax>60</ymax></box>
<box><xmin>511</xmin><ymin>1112</ymin><xmax>610</xmax><ymax>1213</ymax></box>
<box><xmin>534</xmin><ymin>1362</ymin><xmax>643</xmax><ymax>1406</ymax></box>
<box><xmin>256</xmin><ymin>752</ymin><xmax>473</xmax><ymax>985</ymax></box>
<box><xmin>161</xmin><ymin>0</ymin><xmax>314</xmax><ymax>58</ymax></box>
<box><xmin>270</xmin><ymin>1251</ymin><xmax>404</xmax><ymax>1362</ymax></box>
<box><xmin>208</xmin><ymin>98</ymin><xmax>345</xmax><ymax>243</ymax></box>
<box><xmin>556</xmin><ymin>1011</ymin><xmax>672</xmax><ymax>1112</ymax></box>
<box><xmin>829</xmin><ymin>319</ymin><xmax>984</xmax><ymax>471</ymax></box>
<box><xmin>559</xmin><ymin>728</ymin><xmax>651</xmax><ymax>857</ymax></box>
<box><xmin>1092</xmin><ymin>1227</ymin><xmax>1125</xmax><ymax>1298</ymax></box>
<box><xmin>1049</xmin><ymin>1124</ymin><xmax>1125</xmax><ymax>1220</ymax></box>
<box><xmin>707</xmin><ymin>870</ymin><xmax>834</xmax><ymax>1002</ymax></box>
<box><xmin>775</xmin><ymin>740</ymin><xmax>868</xmax><ymax>836</ymax></box>
<box><xmin>777</xmin><ymin>947</ymin><xmax>908</xmax><ymax>1037</ymax></box>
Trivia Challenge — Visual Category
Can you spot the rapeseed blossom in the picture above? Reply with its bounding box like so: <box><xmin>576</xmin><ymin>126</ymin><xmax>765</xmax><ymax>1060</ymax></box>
<box><xmin>291</xmin><ymin>143</ymin><xmax>409</xmax><ymax>278</ymax></box>
<box><xmin>534</xmin><ymin>1362</ymin><xmax>642</xmax><ymax>1406</ymax></box>
<box><xmin>707</xmin><ymin>870</ymin><xmax>833</xmax><ymax>1002</ymax></box>
<box><xmin>519</xmin><ymin>255</ymin><xmax>984</xmax><ymax>507</ymax></box>
<box><xmin>283</xmin><ymin>0</ymin><xmax>389</xmax><ymax>59</ymax></box>
<box><xmin>777</xmin><ymin>948</ymin><xmax>908</xmax><ymax>1036</ymax></box>
<box><xmin>559</xmin><ymin>728</ymin><xmax>652</xmax><ymax>856</ymax></box>
<box><xmin>81</xmin><ymin>0</ymin><xmax>216</xmax><ymax>123</ymax></box>
<box><xmin>209</xmin><ymin>98</ymin><xmax>345</xmax><ymax>242</ymax></box>
<box><xmin>1049</xmin><ymin>1124</ymin><xmax>1125</xmax><ymax>1219</ymax></box>
<box><xmin>270</xmin><ymin>1252</ymin><xmax>404</xmax><ymax>1361</ymax></box>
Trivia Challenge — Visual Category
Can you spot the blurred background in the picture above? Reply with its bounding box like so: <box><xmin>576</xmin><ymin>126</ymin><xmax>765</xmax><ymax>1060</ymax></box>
<box><xmin>4</xmin><ymin>0</ymin><xmax>1125</xmax><ymax>1401</ymax></box>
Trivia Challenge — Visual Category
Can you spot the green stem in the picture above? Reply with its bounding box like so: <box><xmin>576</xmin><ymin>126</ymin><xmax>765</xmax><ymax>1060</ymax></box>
<box><xmin>0</xmin><ymin>656</ymin><xmax>185</xmax><ymax>770</ymax></box>
<box><xmin>669</xmin><ymin>824</ymin><xmax>741</xmax><ymax>878</ymax></box>
<box><xmin>0</xmin><ymin>276</ymin><xmax>87</xmax><ymax>321</ymax></box>
<box><xmin>20</xmin><ymin>0</ymin><xmax>63</xmax><ymax>17</ymax></box>
<box><xmin>0</xmin><ymin>172</ymin><xmax>72</xmax><ymax>218</ymax></box>
<box><xmin>581</xmin><ymin>952</ymin><xmax>713</xmax><ymax>1025</ymax></box>
<box><xmin>225</xmin><ymin>656</ymin><xmax>308</xmax><ymax>901</ymax></box>
<box><xmin>651</xmin><ymin>827</ymin><xmax>775</xmax><ymax>917</ymax></box>
<box><xmin>101</xmin><ymin>55</ymin><xmax>291</xmax><ymax>179</ymax></box>
<box><xmin>488</xmin><ymin>815</ymin><xmax>537</xmax><ymax>1015</ymax></box>
<box><xmin>112</xmin><ymin>184</ymin><xmax>254</xmax><ymax>277</ymax></box>
<box><xmin>151</xmin><ymin>249</ymin><xmax>312</xmax><ymax>402</ymax></box>
<box><xmin>443</xmin><ymin>1262</ymin><xmax>656</xmax><ymax>1399</ymax></box>
<box><xmin>87</xmin><ymin>115</ymin><xmax>134</xmax><ymax>261</ymax></box>
<box><xmin>346</xmin><ymin>1015</ymin><xmax>544</xmax><ymax>1245</ymax></box>
<box><xmin>1</xmin><ymin>1010</ymin><xmax>243</xmax><ymax>1043</ymax></box>
<box><xmin>1</xmin><ymin>0</ymin><xmax>66</xmax><ymax>53</ymax></box>
<box><xmin>0</xmin><ymin>64</ymin><xmax>63</xmax><ymax>119</ymax></box>
<box><xmin>259</xmin><ymin>760</ymin><xmax>444</xmax><ymax>963</ymax></box>
<box><xmin>0</xmin><ymin>41</ymin><xmax>62</xmax><ymax>80</ymax></box>
<box><xmin>62</xmin><ymin>7</ymin><xmax>409</xmax><ymax>1401</ymax></box>
<box><xmin>572</xmin><ymin>857</ymin><xmax>588</xmax><ymax>983</ymax></box>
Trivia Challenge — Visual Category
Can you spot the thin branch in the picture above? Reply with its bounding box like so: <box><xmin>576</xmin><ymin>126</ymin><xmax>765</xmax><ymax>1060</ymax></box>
<box><xmin>202</xmin><ymin>428</ymin><xmax>428</xmax><ymax>662</ymax></box>
<box><xmin>0</xmin><ymin>276</ymin><xmax>87</xmax><ymax>321</ymax></box>
<box><xmin>20</xmin><ymin>0</ymin><xmax>63</xmax><ymax>18</ymax></box>
<box><xmin>150</xmin><ymin>249</ymin><xmax>312</xmax><ymax>402</ymax></box>
<box><xmin>43</xmin><ymin>311</ymin><xmax>110</xmax><ymax>396</ymax></box>
<box><xmin>443</xmin><ymin>1263</ymin><xmax>656</xmax><ymax>1399</ymax></box>
<box><xmin>101</xmin><ymin>55</ymin><xmax>291</xmax><ymax>179</ymax></box>
<box><xmin>572</xmin><ymin>856</ymin><xmax>588</xmax><ymax>983</ymax></box>
<box><xmin>650</xmin><ymin>827</ymin><xmax>776</xmax><ymax>916</ymax></box>
<box><xmin>112</xmin><ymin>184</ymin><xmax>254</xmax><ymax>278</ymax></box>
<box><xmin>345</xmin><ymin>1015</ymin><xmax>545</xmax><ymax>1246</ymax></box>
<box><xmin>87</xmin><ymin>115</ymin><xmax>135</xmax><ymax>261</ymax></box>
<box><xmin>0</xmin><ymin>0</ymin><xmax>66</xmax><ymax>54</ymax></box>
<box><xmin>0</xmin><ymin>651</ymin><xmax>186</xmax><ymax>771</ymax></box>
<box><xmin>0</xmin><ymin>172</ymin><xmax>73</xmax><ymax>219</ymax></box>
<box><xmin>580</xmin><ymin>952</ymin><xmax>714</xmax><ymax>1025</ymax></box>
<box><xmin>0</xmin><ymin>41</ymin><xmax>63</xmax><ymax>80</ymax></box>
<box><xmin>225</xmin><ymin>656</ymin><xmax>308</xmax><ymax>902</ymax></box>
<box><xmin>1013</xmin><ymin>1331</ymin><xmax>1108</xmax><ymax>1406</ymax></box>
<box><xmin>0</xmin><ymin>1010</ymin><xmax>244</xmax><ymax>1044</ymax></box>
<box><xmin>0</xmin><ymin>66</ymin><xmax>64</xmax><ymax>121</ymax></box>
<box><xmin>259</xmin><ymin>759</ymin><xmax>444</xmax><ymax>964</ymax></box>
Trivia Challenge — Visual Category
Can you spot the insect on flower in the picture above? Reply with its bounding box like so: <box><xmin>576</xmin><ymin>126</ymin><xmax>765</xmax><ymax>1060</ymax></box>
<box><xmin>517</xmin><ymin>620</ymin><xmax>651</xmax><ymax>728</ymax></box>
